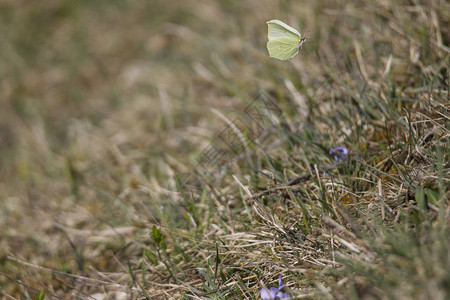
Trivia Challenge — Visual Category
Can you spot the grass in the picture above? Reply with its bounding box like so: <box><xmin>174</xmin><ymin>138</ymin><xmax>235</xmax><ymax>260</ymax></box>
<box><xmin>0</xmin><ymin>0</ymin><xmax>448</xmax><ymax>299</ymax></box>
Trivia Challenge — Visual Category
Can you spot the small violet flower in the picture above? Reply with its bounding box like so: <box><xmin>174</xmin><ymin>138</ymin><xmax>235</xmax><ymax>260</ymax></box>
<box><xmin>260</xmin><ymin>275</ymin><xmax>290</xmax><ymax>300</ymax></box>
<box><xmin>329</xmin><ymin>147</ymin><xmax>349</xmax><ymax>162</ymax></box>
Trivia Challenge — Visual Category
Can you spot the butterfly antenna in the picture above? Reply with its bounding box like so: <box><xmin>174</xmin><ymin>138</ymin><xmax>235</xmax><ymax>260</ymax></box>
<box><xmin>304</xmin><ymin>30</ymin><xmax>312</xmax><ymax>43</ymax></box>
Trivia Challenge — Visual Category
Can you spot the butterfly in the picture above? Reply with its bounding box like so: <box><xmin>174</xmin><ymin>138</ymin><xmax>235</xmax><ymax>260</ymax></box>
<box><xmin>266</xmin><ymin>19</ymin><xmax>306</xmax><ymax>60</ymax></box>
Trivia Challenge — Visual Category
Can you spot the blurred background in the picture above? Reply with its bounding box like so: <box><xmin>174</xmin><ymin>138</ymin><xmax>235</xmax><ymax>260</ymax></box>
<box><xmin>0</xmin><ymin>0</ymin><xmax>448</xmax><ymax>298</ymax></box>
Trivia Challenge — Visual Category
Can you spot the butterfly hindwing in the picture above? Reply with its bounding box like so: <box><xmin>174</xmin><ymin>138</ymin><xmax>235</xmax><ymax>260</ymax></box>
<box><xmin>267</xmin><ymin>40</ymin><xmax>299</xmax><ymax>61</ymax></box>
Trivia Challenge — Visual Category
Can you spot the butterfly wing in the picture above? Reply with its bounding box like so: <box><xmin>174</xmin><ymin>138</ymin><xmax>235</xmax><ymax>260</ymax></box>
<box><xmin>266</xmin><ymin>20</ymin><xmax>302</xmax><ymax>60</ymax></box>
<box><xmin>267</xmin><ymin>40</ymin><xmax>299</xmax><ymax>60</ymax></box>
<box><xmin>267</xmin><ymin>20</ymin><xmax>301</xmax><ymax>42</ymax></box>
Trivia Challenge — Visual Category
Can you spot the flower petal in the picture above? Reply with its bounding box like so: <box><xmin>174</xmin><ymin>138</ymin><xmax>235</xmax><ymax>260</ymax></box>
<box><xmin>260</xmin><ymin>287</ymin><xmax>277</xmax><ymax>300</ymax></box>
<box><xmin>260</xmin><ymin>287</ymin><xmax>271</xmax><ymax>299</ymax></box>
<box><xmin>276</xmin><ymin>292</ymin><xmax>291</xmax><ymax>299</ymax></box>
<box><xmin>270</xmin><ymin>287</ymin><xmax>278</xmax><ymax>295</ymax></box>
<box><xmin>329</xmin><ymin>147</ymin><xmax>349</xmax><ymax>162</ymax></box>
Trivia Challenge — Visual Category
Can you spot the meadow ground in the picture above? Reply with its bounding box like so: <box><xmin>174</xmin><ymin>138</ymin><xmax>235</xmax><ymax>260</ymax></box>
<box><xmin>0</xmin><ymin>0</ymin><xmax>449</xmax><ymax>299</ymax></box>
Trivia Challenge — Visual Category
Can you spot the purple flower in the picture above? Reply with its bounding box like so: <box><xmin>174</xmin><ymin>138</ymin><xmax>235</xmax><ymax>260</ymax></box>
<box><xmin>329</xmin><ymin>147</ymin><xmax>349</xmax><ymax>162</ymax></box>
<box><xmin>260</xmin><ymin>275</ymin><xmax>290</xmax><ymax>300</ymax></box>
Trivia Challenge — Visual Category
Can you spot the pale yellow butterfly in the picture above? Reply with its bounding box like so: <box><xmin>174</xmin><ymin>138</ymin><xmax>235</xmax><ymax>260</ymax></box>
<box><xmin>266</xmin><ymin>20</ymin><xmax>306</xmax><ymax>60</ymax></box>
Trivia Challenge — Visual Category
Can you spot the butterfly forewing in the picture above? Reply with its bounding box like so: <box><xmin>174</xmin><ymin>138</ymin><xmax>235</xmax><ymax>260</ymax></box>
<box><xmin>267</xmin><ymin>20</ymin><xmax>301</xmax><ymax>44</ymax></box>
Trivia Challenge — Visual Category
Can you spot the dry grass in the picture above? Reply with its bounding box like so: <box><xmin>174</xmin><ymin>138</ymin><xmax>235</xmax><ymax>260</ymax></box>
<box><xmin>0</xmin><ymin>0</ymin><xmax>448</xmax><ymax>299</ymax></box>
